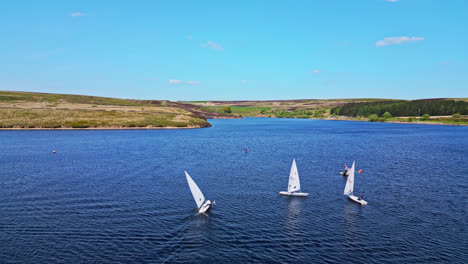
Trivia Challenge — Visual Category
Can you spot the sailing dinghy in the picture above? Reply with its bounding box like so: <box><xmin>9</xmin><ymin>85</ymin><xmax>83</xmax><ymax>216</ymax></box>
<box><xmin>343</xmin><ymin>161</ymin><xmax>367</xmax><ymax>205</ymax></box>
<box><xmin>185</xmin><ymin>171</ymin><xmax>212</xmax><ymax>213</ymax></box>
<box><xmin>279</xmin><ymin>159</ymin><xmax>309</xmax><ymax>197</ymax></box>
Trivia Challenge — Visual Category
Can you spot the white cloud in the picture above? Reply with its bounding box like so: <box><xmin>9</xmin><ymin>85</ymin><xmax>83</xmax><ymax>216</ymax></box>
<box><xmin>169</xmin><ymin>79</ymin><xmax>200</xmax><ymax>85</ymax></box>
<box><xmin>385</xmin><ymin>0</ymin><xmax>399</xmax><ymax>2</ymax></box>
<box><xmin>202</xmin><ymin>41</ymin><xmax>224</xmax><ymax>51</ymax></box>
<box><xmin>242</xmin><ymin>80</ymin><xmax>247</xmax><ymax>83</ymax></box>
<box><xmin>376</xmin><ymin>36</ymin><xmax>424</xmax><ymax>47</ymax></box>
<box><xmin>311</xmin><ymin>70</ymin><xmax>321</xmax><ymax>74</ymax></box>
<box><xmin>187</xmin><ymin>35</ymin><xmax>193</xmax><ymax>40</ymax></box>
<box><xmin>169</xmin><ymin>79</ymin><xmax>183</xmax><ymax>84</ymax></box>
<box><xmin>70</xmin><ymin>12</ymin><xmax>87</xmax><ymax>17</ymax></box>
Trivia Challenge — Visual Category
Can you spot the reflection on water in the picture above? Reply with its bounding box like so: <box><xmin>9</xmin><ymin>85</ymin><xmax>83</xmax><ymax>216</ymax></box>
<box><xmin>286</xmin><ymin>197</ymin><xmax>302</xmax><ymax>231</ymax></box>
<box><xmin>343</xmin><ymin>200</ymin><xmax>361</xmax><ymax>239</ymax></box>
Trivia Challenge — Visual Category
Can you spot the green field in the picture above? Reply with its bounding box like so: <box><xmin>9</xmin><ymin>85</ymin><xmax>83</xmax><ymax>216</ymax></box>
<box><xmin>201</xmin><ymin>106</ymin><xmax>271</xmax><ymax>116</ymax></box>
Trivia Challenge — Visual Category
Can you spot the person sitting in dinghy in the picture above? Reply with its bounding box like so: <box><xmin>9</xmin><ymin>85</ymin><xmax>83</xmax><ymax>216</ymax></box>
<box><xmin>359</xmin><ymin>193</ymin><xmax>363</xmax><ymax>200</ymax></box>
<box><xmin>342</xmin><ymin>167</ymin><xmax>348</xmax><ymax>176</ymax></box>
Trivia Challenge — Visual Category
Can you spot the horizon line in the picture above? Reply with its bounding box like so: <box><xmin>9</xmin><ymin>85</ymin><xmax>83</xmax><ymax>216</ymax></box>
<box><xmin>1</xmin><ymin>90</ymin><xmax>465</xmax><ymax>102</ymax></box>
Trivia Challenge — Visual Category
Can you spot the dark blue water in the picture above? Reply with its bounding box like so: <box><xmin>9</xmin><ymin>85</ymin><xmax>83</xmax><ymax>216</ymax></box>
<box><xmin>0</xmin><ymin>118</ymin><xmax>467</xmax><ymax>263</ymax></box>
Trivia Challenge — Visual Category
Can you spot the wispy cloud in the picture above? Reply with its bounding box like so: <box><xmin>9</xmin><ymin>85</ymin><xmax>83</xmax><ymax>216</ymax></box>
<box><xmin>311</xmin><ymin>70</ymin><xmax>321</xmax><ymax>74</ymax></box>
<box><xmin>187</xmin><ymin>35</ymin><xmax>193</xmax><ymax>40</ymax></box>
<box><xmin>70</xmin><ymin>12</ymin><xmax>87</xmax><ymax>17</ymax></box>
<box><xmin>385</xmin><ymin>0</ymin><xmax>399</xmax><ymax>2</ymax></box>
<box><xmin>376</xmin><ymin>36</ymin><xmax>424</xmax><ymax>47</ymax></box>
<box><xmin>149</xmin><ymin>77</ymin><xmax>158</xmax><ymax>81</ymax></box>
<box><xmin>169</xmin><ymin>79</ymin><xmax>183</xmax><ymax>84</ymax></box>
<box><xmin>169</xmin><ymin>79</ymin><xmax>200</xmax><ymax>85</ymax></box>
<box><xmin>241</xmin><ymin>80</ymin><xmax>247</xmax><ymax>83</ymax></box>
<box><xmin>202</xmin><ymin>41</ymin><xmax>224</xmax><ymax>51</ymax></box>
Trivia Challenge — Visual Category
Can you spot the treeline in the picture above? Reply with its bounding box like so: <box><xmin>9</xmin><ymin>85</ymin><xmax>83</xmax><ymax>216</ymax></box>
<box><xmin>331</xmin><ymin>99</ymin><xmax>468</xmax><ymax>117</ymax></box>
<box><xmin>261</xmin><ymin>109</ymin><xmax>327</xmax><ymax>118</ymax></box>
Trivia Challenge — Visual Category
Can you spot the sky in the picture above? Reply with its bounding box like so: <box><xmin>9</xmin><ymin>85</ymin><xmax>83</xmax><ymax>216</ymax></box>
<box><xmin>0</xmin><ymin>0</ymin><xmax>467</xmax><ymax>101</ymax></box>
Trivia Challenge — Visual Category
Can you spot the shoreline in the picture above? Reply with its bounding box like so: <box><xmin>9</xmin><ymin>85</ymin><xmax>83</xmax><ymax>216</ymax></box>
<box><xmin>321</xmin><ymin>117</ymin><xmax>467</xmax><ymax>126</ymax></box>
<box><xmin>235</xmin><ymin>116</ymin><xmax>467</xmax><ymax>126</ymax></box>
<box><xmin>0</xmin><ymin>125</ymin><xmax>206</xmax><ymax>130</ymax></box>
<box><xmin>1</xmin><ymin>117</ymin><xmax>466</xmax><ymax>130</ymax></box>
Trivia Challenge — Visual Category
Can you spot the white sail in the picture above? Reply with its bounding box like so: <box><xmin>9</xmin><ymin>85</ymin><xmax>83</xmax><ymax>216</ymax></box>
<box><xmin>288</xmin><ymin>159</ymin><xmax>301</xmax><ymax>193</ymax></box>
<box><xmin>343</xmin><ymin>161</ymin><xmax>355</xmax><ymax>195</ymax></box>
<box><xmin>185</xmin><ymin>171</ymin><xmax>205</xmax><ymax>209</ymax></box>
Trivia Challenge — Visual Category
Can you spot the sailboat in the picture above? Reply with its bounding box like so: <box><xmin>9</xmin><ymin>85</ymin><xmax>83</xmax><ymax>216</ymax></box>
<box><xmin>279</xmin><ymin>159</ymin><xmax>309</xmax><ymax>197</ymax></box>
<box><xmin>343</xmin><ymin>161</ymin><xmax>367</xmax><ymax>205</ymax></box>
<box><xmin>185</xmin><ymin>170</ymin><xmax>212</xmax><ymax>213</ymax></box>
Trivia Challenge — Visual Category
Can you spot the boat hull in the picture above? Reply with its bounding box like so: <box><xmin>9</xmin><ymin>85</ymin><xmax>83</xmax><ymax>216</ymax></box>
<box><xmin>340</xmin><ymin>171</ymin><xmax>348</xmax><ymax>176</ymax></box>
<box><xmin>198</xmin><ymin>200</ymin><xmax>212</xmax><ymax>214</ymax></box>
<box><xmin>348</xmin><ymin>195</ymin><xmax>367</xmax><ymax>205</ymax></box>
<box><xmin>279</xmin><ymin>191</ymin><xmax>309</xmax><ymax>197</ymax></box>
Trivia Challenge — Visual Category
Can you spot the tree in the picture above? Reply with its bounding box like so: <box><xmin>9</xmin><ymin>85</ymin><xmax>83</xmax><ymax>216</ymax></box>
<box><xmin>313</xmin><ymin>109</ymin><xmax>325</xmax><ymax>118</ymax></box>
<box><xmin>368</xmin><ymin>114</ymin><xmax>379</xmax><ymax>122</ymax></box>
<box><xmin>220</xmin><ymin>107</ymin><xmax>232</xmax><ymax>113</ymax></box>
<box><xmin>421</xmin><ymin>114</ymin><xmax>430</xmax><ymax>121</ymax></box>
<box><xmin>383</xmin><ymin>112</ymin><xmax>392</xmax><ymax>119</ymax></box>
<box><xmin>453</xmin><ymin>113</ymin><xmax>461</xmax><ymax>118</ymax></box>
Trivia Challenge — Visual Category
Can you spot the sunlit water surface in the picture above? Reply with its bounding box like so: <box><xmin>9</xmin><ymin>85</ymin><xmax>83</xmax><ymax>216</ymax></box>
<box><xmin>0</xmin><ymin>118</ymin><xmax>467</xmax><ymax>263</ymax></box>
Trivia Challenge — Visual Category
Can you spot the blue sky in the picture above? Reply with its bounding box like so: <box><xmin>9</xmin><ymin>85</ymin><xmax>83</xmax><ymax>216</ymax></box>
<box><xmin>0</xmin><ymin>0</ymin><xmax>467</xmax><ymax>100</ymax></box>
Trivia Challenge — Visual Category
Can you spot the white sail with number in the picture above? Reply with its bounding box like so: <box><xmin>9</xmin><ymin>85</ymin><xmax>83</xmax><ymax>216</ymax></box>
<box><xmin>288</xmin><ymin>159</ymin><xmax>301</xmax><ymax>193</ymax></box>
<box><xmin>185</xmin><ymin>170</ymin><xmax>205</xmax><ymax>209</ymax></box>
<box><xmin>343</xmin><ymin>161</ymin><xmax>355</xmax><ymax>196</ymax></box>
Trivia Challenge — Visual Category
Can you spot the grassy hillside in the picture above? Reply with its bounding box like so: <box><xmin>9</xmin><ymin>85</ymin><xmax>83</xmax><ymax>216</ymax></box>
<box><xmin>2</xmin><ymin>91</ymin><xmax>465</xmax><ymax>128</ymax></box>
<box><xmin>0</xmin><ymin>91</ymin><xmax>233</xmax><ymax>129</ymax></box>
<box><xmin>186</xmin><ymin>98</ymin><xmax>398</xmax><ymax>118</ymax></box>
<box><xmin>185</xmin><ymin>98</ymin><xmax>468</xmax><ymax>125</ymax></box>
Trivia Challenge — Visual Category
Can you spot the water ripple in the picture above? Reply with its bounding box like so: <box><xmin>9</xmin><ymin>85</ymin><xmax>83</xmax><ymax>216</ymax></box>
<box><xmin>0</xmin><ymin>119</ymin><xmax>466</xmax><ymax>263</ymax></box>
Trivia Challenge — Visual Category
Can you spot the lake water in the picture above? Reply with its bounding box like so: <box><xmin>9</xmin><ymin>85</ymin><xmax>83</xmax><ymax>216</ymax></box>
<box><xmin>0</xmin><ymin>118</ymin><xmax>467</xmax><ymax>263</ymax></box>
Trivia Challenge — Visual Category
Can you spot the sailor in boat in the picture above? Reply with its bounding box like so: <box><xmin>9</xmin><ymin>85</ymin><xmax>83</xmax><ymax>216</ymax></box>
<box><xmin>342</xmin><ymin>165</ymin><xmax>349</xmax><ymax>176</ymax></box>
<box><xmin>359</xmin><ymin>193</ymin><xmax>363</xmax><ymax>200</ymax></box>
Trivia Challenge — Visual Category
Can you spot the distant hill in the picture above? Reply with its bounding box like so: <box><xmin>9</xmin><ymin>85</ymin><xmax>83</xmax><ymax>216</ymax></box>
<box><xmin>2</xmin><ymin>91</ymin><xmax>466</xmax><ymax>128</ymax></box>
<box><xmin>183</xmin><ymin>98</ymin><xmax>403</xmax><ymax>117</ymax></box>
<box><xmin>184</xmin><ymin>98</ymin><xmax>468</xmax><ymax>125</ymax></box>
<box><xmin>0</xmin><ymin>91</ymin><xmax>234</xmax><ymax>129</ymax></box>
